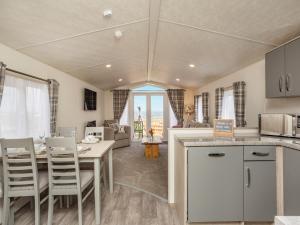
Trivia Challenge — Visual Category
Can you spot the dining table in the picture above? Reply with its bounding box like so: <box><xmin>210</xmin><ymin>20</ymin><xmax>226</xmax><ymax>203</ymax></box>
<box><xmin>0</xmin><ymin>140</ymin><xmax>115</xmax><ymax>225</ymax></box>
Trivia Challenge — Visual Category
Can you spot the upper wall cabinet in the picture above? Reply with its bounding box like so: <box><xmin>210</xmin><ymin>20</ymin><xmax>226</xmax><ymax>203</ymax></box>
<box><xmin>265</xmin><ymin>37</ymin><xmax>300</xmax><ymax>98</ymax></box>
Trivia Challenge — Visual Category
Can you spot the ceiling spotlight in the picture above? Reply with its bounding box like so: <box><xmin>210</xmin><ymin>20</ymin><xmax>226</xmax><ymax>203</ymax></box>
<box><xmin>189</xmin><ymin>64</ymin><xmax>195</xmax><ymax>68</ymax></box>
<box><xmin>105</xmin><ymin>64</ymin><xmax>111</xmax><ymax>68</ymax></box>
<box><xmin>103</xmin><ymin>9</ymin><xmax>112</xmax><ymax>17</ymax></box>
<box><xmin>114</xmin><ymin>30</ymin><xmax>123</xmax><ymax>39</ymax></box>
<box><xmin>118</xmin><ymin>78</ymin><xmax>123</xmax><ymax>82</ymax></box>
<box><xmin>176</xmin><ymin>78</ymin><xmax>180</xmax><ymax>82</ymax></box>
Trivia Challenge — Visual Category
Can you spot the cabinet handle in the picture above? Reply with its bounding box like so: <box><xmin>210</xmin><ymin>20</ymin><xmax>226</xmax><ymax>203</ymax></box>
<box><xmin>252</xmin><ymin>152</ymin><xmax>270</xmax><ymax>157</ymax></box>
<box><xmin>286</xmin><ymin>74</ymin><xmax>290</xmax><ymax>92</ymax></box>
<box><xmin>208</xmin><ymin>153</ymin><xmax>225</xmax><ymax>157</ymax></box>
<box><xmin>246</xmin><ymin>167</ymin><xmax>251</xmax><ymax>188</ymax></box>
<box><xmin>279</xmin><ymin>76</ymin><xmax>283</xmax><ymax>92</ymax></box>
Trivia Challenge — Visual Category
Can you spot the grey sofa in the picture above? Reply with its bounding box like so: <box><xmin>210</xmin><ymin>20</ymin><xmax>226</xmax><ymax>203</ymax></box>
<box><xmin>103</xmin><ymin>120</ymin><xmax>131</xmax><ymax>149</ymax></box>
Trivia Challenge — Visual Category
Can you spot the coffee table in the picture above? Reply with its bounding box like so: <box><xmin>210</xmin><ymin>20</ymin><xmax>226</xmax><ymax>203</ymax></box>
<box><xmin>142</xmin><ymin>137</ymin><xmax>162</xmax><ymax>160</ymax></box>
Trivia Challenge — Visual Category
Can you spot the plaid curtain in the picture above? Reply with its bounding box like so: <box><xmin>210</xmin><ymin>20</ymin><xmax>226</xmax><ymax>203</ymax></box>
<box><xmin>215</xmin><ymin>87</ymin><xmax>224</xmax><ymax>119</ymax></box>
<box><xmin>48</xmin><ymin>79</ymin><xmax>60</xmax><ymax>136</ymax></box>
<box><xmin>194</xmin><ymin>95</ymin><xmax>200</xmax><ymax>122</ymax></box>
<box><xmin>233</xmin><ymin>81</ymin><xmax>246</xmax><ymax>127</ymax></box>
<box><xmin>0</xmin><ymin>62</ymin><xmax>6</xmax><ymax>107</ymax></box>
<box><xmin>202</xmin><ymin>92</ymin><xmax>209</xmax><ymax>123</ymax></box>
<box><xmin>167</xmin><ymin>89</ymin><xmax>184</xmax><ymax>126</ymax></box>
<box><xmin>113</xmin><ymin>89</ymin><xmax>130</xmax><ymax>122</ymax></box>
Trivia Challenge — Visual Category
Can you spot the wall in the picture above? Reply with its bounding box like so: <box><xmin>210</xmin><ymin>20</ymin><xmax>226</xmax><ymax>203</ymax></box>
<box><xmin>0</xmin><ymin>43</ymin><xmax>104</xmax><ymax>140</ymax></box>
<box><xmin>197</xmin><ymin>59</ymin><xmax>300</xmax><ymax>127</ymax></box>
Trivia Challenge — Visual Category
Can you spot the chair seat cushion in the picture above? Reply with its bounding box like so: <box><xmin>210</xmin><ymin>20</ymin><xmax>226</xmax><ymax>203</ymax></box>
<box><xmin>115</xmin><ymin>132</ymin><xmax>129</xmax><ymax>140</ymax></box>
<box><xmin>9</xmin><ymin>171</ymin><xmax>48</xmax><ymax>192</ymax></box>
<box><xmin>80</xmin><ymin>170</ymin><xmax>94</xmax><ymax>189</ymax></box>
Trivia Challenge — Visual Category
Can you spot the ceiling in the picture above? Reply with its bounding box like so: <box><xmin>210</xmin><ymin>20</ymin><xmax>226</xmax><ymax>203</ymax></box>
<box><xmin>0</xmin><ymin>0</ymin><xmax>300</xmax><ymax>90</ymax></box>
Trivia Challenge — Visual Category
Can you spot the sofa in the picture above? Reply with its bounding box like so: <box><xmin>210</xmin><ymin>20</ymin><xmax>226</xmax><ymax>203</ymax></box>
<box><xmin>103</xmin><ymin>120</ymin><xmax>131</xmax><ymax>149</ymax></box>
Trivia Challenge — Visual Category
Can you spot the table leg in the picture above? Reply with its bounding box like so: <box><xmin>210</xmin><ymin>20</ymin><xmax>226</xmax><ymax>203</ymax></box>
<box><xmin>108</xmin><ymin>147</ymin><xmax>114</xmax><ymax>193</ymax></box>
<box><xmin>94</xmin><ymin>158</ymin><xmax>101</xmax><ymax>225</ymax></box>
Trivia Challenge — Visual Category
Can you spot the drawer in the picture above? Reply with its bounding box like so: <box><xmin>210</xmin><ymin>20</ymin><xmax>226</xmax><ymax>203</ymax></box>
<box><xmin>244</xmin><ymin>146</ymin><xmax>276</xmax><ymax>161</ymax></box>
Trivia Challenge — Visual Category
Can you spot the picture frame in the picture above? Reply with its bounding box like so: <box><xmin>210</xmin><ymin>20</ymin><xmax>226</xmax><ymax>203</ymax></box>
<box><xmin>214</xmin><ymin>119</ymin><xmax>234</xmax><ymax>137</ymax></box>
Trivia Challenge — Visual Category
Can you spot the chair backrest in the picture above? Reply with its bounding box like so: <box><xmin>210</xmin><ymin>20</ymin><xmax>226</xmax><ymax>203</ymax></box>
<box><xmin>56</xmin><ymin>127</ymin><xmax>76</xmax><ymax>138</ymax></box>
<box><xmin>1</xmin><ymin>138</ymin><xmax>39</xmax><ymax>196</ymax></box>
<box><xmin>134</xmin><ymin>121</ymin><xmax>143</xmax><ymax>132</ymax></box>
<box><xmin>45</xmin><ymin>137</ymin><xmax>80</xmax><ymax>193</ymax></box>
<box><xmin>85</xmin><ymin>127</ymin><xmax>104</xmax><ymax>141</ymax></box>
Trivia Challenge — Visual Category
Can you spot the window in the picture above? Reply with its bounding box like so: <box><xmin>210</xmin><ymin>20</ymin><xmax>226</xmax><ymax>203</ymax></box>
<box><xmin>221</xmin><ymin>89</ymin><xmax>235</xmax><ymax>121</ymax></box>
<box><xmin>0</xmin><ymin>75</ymin><xmax>50</xmax><ymax>140</ymax></box>
<box><xmin>119</xmin><ymin>102</ymin><xmax>129</xmax><ymax>125</ymax></box>
<box><xmin>196</xmin><ymin>96</ymin><xmax>203</xmax><ymax>123</ymax></box>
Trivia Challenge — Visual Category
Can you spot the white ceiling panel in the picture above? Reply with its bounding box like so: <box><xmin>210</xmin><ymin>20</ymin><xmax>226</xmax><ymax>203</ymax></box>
<box><xmin>0</xmin><ymin>0</ymin><xmax>149</xmax><ymax>49</ymax></box>
<box><xmin>160</xmin><ymin>0</ymin><xmax>300</xmax><ymax>45</ymax></box>
<box><xmin>0</xmin><ymin>0</ymin><xmax>300</xmax><ymax>90</ymax></box>
<box><xmin>151</xmin><ymin>22</ymin><xmax>271</xmax><ymax>88</ymax></box>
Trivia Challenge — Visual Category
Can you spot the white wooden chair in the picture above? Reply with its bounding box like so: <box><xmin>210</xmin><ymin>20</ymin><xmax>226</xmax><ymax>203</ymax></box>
<box><xmin>84</xmin><ymin>127</ymin><xmax>107</xmax><ymax>189</ymax></box>
<box><xmin>1</xmin><ymin>138</ymin><xmax>48</xmax><ymax>225</ymax></box>
<box><xmin>56</xmin><ymin>127</ymin><xmax>76</xmax><ymax>138</ymax></box>
<box><xmin>45</xmin><ymin>137</ymin><xmax>94</xmax><ymax>225</ymax></box>
<box><xmin>84</xmin><ymin>127</ymin><xmax>104</xmax><ymax>141</ymax></box>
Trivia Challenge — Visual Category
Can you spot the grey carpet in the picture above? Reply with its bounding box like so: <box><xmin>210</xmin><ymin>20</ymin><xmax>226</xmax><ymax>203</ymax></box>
<box><xmin>113</xmin><ymin>142</ymin><xmax>168</xmax><ymax>200</ymax></box>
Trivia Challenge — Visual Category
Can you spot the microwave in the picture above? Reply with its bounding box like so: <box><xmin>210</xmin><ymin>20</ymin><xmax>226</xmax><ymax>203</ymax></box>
<box><xmin>259</xmin><ymin>113</ymin><xmax>300</xmax><ymax>138</ymax></box>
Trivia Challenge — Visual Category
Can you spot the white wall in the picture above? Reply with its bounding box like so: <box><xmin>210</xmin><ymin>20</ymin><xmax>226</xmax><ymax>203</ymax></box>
<box><xmin>197</xmin><ymin>59</ymin><xmax>300</xmax><ymax>127</ymax></box>
<box><xmin>0</xmin><ymin>43</ymin><xmax>104</xmax><ymax>140</ymax></box>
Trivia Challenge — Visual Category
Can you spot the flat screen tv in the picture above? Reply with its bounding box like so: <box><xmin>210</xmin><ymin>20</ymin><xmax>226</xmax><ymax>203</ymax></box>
<box><xmin>84</xmin><ymin>88</ymin><xmax>97</xmax><ymax>111</ymax></box>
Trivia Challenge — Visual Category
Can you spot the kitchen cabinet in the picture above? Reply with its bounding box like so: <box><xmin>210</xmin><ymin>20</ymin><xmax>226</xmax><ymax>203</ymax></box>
<box><xmin>266</xmin><ymin>46</ymin><xmax>286</xmax><ymax>98</ymax></box>
<box><xmin>244</xmin><ymin>146</ymin><xmax>276</xmax><ymax>221</ymax></box>
<box><xmin>187</xmin><ymin>146</ymin><xmax>243</xmax><ymax>222</ymax></box>
<box><xmin>265</xmin><ymin>37</ymin><xmax>300</xmax><ymax>98</ymax></box>
<box><xmin>283</xmin><ymin>147</ymin><xmax>300</xmax><ymax>215</ymax></box>
<box><xmin>244</xmin><ymin>161</ymin><xmax>276</xmax><ymax>221</ymax></box>
<box><xmin>285</xmin><ymin>38</ymin><xmax>300</xmax><ymax>97</ymax></box>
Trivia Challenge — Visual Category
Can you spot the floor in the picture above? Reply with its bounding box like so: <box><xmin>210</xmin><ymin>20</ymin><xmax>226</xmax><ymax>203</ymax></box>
<box><xmin>13</xmin><ymin>142</ymin><xmax>176</xmax><ymax>225</ymax></box>
<box><xmin>113</xmin><ymin>142</ymin><xmax>168</xmax><ymax>200</ymax></box>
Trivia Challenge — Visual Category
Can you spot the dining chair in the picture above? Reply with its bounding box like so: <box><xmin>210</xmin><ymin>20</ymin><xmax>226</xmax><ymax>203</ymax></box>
<box><xmin>56</xmin><ymin>127</ymin><xmax>77</xmax><ymax>138</ymax></box>
<box><xmin>84</xmin><ymin>127</ymin><xmax>104</xmax><ymax>141</ymax></box>
<box><xmin>46</xmin><ymin>137</ymin><xmax>94</xmax><ymax>225</ymax></box>
<box><xmin>84</xmin><ymin>127</ymin><xmax>107</xmax><ymax>189</ymax></box>
<box><xmin>1</xmin><ymin>138</ymin><xmax>48</xmax><ymax>225</ymax></box>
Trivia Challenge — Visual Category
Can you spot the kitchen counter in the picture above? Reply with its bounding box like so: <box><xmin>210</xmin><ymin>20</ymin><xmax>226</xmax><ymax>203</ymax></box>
<box><xmin>178</xmin><ymin>136</ymin><xmax>300</xmax><ymax>151</ymax></box>
<box><xmin>275</xmin><ymin>216</ymin><xmax>300</xmax><ymax>225</ymax></box>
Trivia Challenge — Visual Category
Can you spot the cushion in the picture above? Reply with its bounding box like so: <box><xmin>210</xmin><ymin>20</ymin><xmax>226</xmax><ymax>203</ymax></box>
<box><xmin>119</xmin><ymin>125</ymin><xmax>126</xmax><ymax>133</ymax></box>
<box><xmin>109</xmin><ymin>123</ymin><xmax>119</xmax><ymax>133</ymax></box>
<box><xmin>104</xmin><ymin>119</ymin><xmax>118</xmax><ymax>127</ymax></box>
<box><xmin>115</xmin><ymin>132</ymin><xmax>129</xmax><ymax>141</ymax></box>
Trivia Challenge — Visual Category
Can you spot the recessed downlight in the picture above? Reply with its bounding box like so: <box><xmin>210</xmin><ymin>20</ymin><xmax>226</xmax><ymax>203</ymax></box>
<box><xmin>118</xmin><ymin>78</ymin><xmax>123</xmax><ymax>82</ymax></box>
<box><xmin>105</xmin><ymin>64</ymin><xmax>112</xmax><ymax>68</ymax></box>
<box><xmin>189</xmin><ymin>64</ymin><xmax>195</xmax><ymax>68</ymax></box>
<box><xmin>176</xmin><ymin>78</ymin><xmax>180</xmax><ymax>82</ymax></box>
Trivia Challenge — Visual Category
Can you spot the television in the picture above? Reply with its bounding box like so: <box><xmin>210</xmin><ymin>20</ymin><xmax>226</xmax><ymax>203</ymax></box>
<box><xmin>84</xmin><ymin>88</ymin><xmax>97</xmax><ymax>111</ymax></box>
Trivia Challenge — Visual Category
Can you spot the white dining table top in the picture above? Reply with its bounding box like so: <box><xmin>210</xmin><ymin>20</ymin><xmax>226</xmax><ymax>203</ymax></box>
<box><xmin>0</xmin><ymin>140</ymin><xmax>115</xmax><ymax>159</ymax></box>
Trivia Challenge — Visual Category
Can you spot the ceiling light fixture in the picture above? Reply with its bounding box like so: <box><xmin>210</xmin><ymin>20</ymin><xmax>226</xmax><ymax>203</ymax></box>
<box><xmin>118</xmin><ymin>78</ymin><xmax>123</xmax><ymax>82</ymax></box>
<box><xmin>176</xmin><ymin>78</ymin><xmax>180</xmax><ymax>82</ymax></box>
<box><xmin>189</xmin><ymin>64</ymin><xmax>195</xmax><ymax>68</ymax></box>
<box><xmin>103</xmin><ymin>9</ymin><xmax>112</xmax><ymax>17</ymax></box>
<box><xmin>105</xmin><ymin>64</ymin><xmax>111</xmax><ymax>68</ymax></box>
<box><xmin>114</xmin><ymin>30</ymin><xmax>123</xmax><ymax>39</ymax></box>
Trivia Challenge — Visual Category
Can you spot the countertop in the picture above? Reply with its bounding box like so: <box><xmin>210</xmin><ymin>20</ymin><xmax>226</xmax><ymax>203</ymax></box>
<box><xmin>275</xmin><ymin>216</ymin><xmax>300</xmax><ymax>225</ymax></box>
<box><xmin>178</xmin><ymin>136</ymin><xmax>300</xmax><ymax>151</ymax></box>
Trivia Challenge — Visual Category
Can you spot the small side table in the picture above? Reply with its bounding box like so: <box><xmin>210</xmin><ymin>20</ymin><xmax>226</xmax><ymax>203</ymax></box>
<box><xmin>142</xmin><ymin>137</ymin><xmax>162</xmax><ymax>160</ymax></box>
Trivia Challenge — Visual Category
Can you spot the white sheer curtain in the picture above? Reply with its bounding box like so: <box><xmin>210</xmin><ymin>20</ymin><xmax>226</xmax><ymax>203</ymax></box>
<box><xmin>197</xmin><ymin>96</ymin><xmax>203</xmax><ymax>123</ymax></box>
<box><xmin>0</xmin><ymin>75</ymin><xmax>50</xmax><ymax>140</ymax></box>
<box><xmin>221</xmin><ymin>89</ymin><xmax>235</xmax><ymax>121</ymax></box>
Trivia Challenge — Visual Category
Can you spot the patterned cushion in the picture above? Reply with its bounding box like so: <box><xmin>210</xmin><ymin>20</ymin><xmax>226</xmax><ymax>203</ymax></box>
<box><xmin>109</xmin><ymin>123</ymin><xmax>119</xmax><ymax>133</ymax></box>
<box><xmin>103</xmin><ymin>119</ymin><xmax>118</xmax><ymax>127</ymax></box>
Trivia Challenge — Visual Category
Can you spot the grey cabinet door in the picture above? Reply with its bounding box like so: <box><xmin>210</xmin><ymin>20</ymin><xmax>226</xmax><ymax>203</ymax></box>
<box><xmin>244</xmin><ymin>161</ymin><xmax>276</xmax><ymax>221</ymax></box>
<box><xmin>285</xmin><ymin>38</ymin><xmax>300</xmax><ymax>97</ymax></box>
<box><xmin>188</xmin><ymin>146</ymin><xmax>243</xmax><ymax>222</ymax></box>
<box><xmin>265</xmin><ymin>46</ymin><xmax>286</xmax><ymax>98</ymax></box>
<box><xmin>283</xmin><ymin>147</ymin><xmax>300</xmax><ymax>215</ymax></box>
